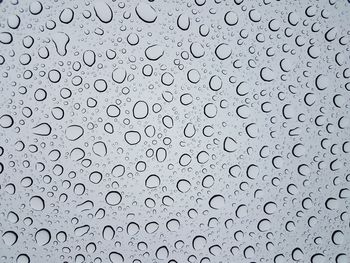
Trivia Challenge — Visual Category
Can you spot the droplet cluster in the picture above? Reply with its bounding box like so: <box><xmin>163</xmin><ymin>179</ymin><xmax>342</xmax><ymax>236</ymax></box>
<box><xmin>0</xmin><ymin>0</ymin><xmax>350</xmax><ymax>262</ymax></box>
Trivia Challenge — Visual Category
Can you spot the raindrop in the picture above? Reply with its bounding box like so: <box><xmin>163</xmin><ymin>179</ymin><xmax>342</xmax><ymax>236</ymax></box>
<box><xmin>94</xmin><ymin>1</ymin><xmax>113</xmax><ymax>23</ymax></box>
<box><xmin>66</xmin><ymin>125</ymin><xmax>84</xmax><ymax>141</ymax></box>
<box><xmin>2</xmin><ymin>231</ymin><xmax>18</xmax><ymax>246</ymax></box>
<box><xmin>29</xmin><ymin>196</ymin><xmax>45</xmax><ymax>211</ymax></box>
<box><xmin>125</xmin><ymin>131</ymin><xmax>141</xmax><ymax>145</ymax></box>
<box><xmin>135</xmin><ymin>3</ymin><xmax>157</xmax><ymax>23</ymax></box>
<box><xmin>215</xmin><ymin>43</ymin><xmax>231</xmax><ymax>60</ymax></box>
<box><xmin>105</xmin><ymin>191</ymin><xmax>122</xmax><ymax>206</ymax></box>
<box><xmin>209</xmin><ymin>195</ymin><xmax>225</xmax><ymax>209</ymax></box>
<box><xmin>35</xmin><ymin>228</ymin><xmax>51</xmax><ymax>246</ymax></box>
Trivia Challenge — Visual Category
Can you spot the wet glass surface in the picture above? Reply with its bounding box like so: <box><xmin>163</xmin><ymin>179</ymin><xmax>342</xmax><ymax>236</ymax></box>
<box><xmin>0</xmin><ymin>0</ymin><xmax>350</xmax><ymax>262</ymax></box>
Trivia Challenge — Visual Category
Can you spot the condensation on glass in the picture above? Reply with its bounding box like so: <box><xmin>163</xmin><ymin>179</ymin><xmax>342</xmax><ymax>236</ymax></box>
<box><xmin>0</xmin><ymin>0</ymin><xmax>350</xmax><ymax>262</ymax></box>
